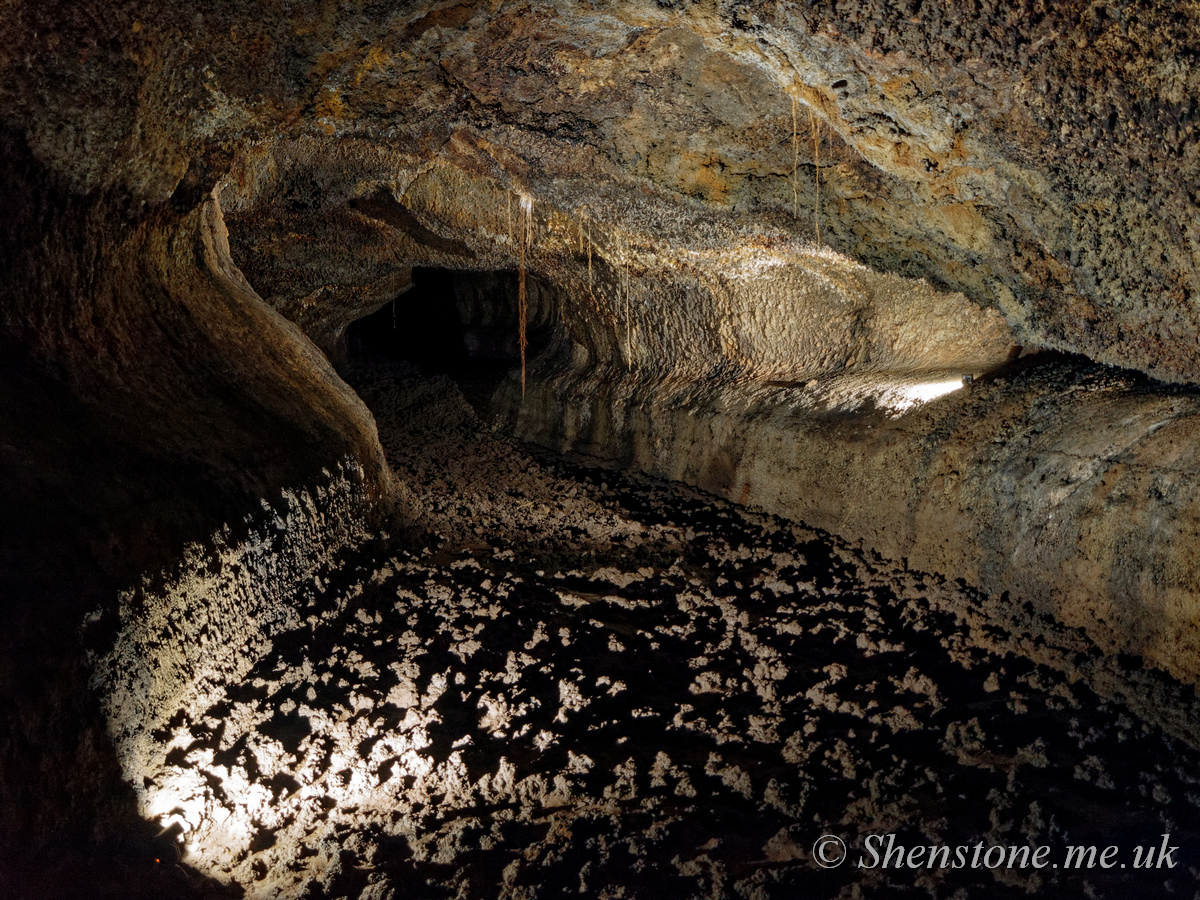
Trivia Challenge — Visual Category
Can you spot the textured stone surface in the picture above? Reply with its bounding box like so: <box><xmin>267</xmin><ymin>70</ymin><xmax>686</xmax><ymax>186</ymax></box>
<box><xmin>93</xmin><ymin>362</ymin><xmax>1200</xmax><ymax>899</ymax></box>
<box><xmin>4</xmin><ymin>0</ymin><xmax>1200</xmax><ymax>887</ymax></box>
<box><xmin>5</xmin><ymin>1</ymin><xmax>1200</xmax><ymax>379</ymax></box>
<box><xmin>0</xmin><ymin>136</ymin><xmax>402</xmax><ymax>873</ymax></box>
<box><xmin>513</xmin><ymin>351</ymin><xmax>1200</xmax><ymax>689</ymax></box>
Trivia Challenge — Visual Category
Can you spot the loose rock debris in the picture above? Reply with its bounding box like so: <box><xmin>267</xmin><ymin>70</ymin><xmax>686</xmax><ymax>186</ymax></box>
<box><xmin>142</xmin><ymin>360</ymin><xmax>1200</xmax><ymax>899</ymax></box>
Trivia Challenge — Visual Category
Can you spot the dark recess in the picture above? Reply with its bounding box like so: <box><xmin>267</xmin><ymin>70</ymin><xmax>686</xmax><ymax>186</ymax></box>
<box><xmin>349</xmin><ymin>268</ymin><xmax>471</xmax><ymax>374</ymax></box>
<box><xmin>347</xmin><ymin>267</ymin><xmax>559</xmax><ymax>416</ymax></box>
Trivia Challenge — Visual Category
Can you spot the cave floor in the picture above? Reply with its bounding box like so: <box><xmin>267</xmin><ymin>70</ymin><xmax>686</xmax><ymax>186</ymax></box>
<box><xmin>147</xmin><ymin>359</ymin><xmax>1200</xmax><ymax>900</ymax></box>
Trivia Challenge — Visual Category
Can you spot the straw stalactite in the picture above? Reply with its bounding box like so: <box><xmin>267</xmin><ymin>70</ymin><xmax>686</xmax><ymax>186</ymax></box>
<box><xmin>792</xmin><ymin>94</ymin><xmax>800</xmax><ymax>219</ymax></box>
<box><xmin>519</xmin><ymin>193</ymin><xmax>532</xmax><ymax>396</ymax></box>
<box><xmin>809</xmin><ymin>107</ymin><xmax>821</xmax><ymax>245</ymax></box>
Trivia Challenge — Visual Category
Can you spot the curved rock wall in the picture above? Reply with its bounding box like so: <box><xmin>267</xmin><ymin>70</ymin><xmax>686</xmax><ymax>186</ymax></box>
<box><xmin>91</xmin><ymin>466</ymin><xmax>374</xmax><ymax>849</ymax></box>
<box><xmin>4</xmin><ymin>0</ymin><xmax>1200</xmax><ymax>865</ymax></box>
<box><xmin>6</xmin><ymin>2</ymin><xmax>1198</xmax><ymax>380</ymax></box>
<box><xmin>512</xmin><ymin>354</ymin><xmax>1200</xmax><ymax>689</ymax></box>
<box><xmin>220</xmin><ymin>134</ymin><xmax>1200</xmax><ymax>689</ymax></box>
<box><xmin>1</xmin><ymin>139</ymin><xmax>399</xmax><ymax>584</ymax></box>
<box><xmin>0</xmin><ymin>137</ymin><xmax>404</xmax><ymax>858</ymax></box>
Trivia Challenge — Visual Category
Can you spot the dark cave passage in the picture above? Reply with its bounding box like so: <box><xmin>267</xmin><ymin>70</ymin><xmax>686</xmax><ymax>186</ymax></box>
<box><xmin>347</xmin><ymin>268</ymin><xmax>470</xmax><ymax>374</ymax></box>
<box><xmin>345</xmin><ymin>267</ymin><xmax>561</xmax><ymax>417</ymax></box>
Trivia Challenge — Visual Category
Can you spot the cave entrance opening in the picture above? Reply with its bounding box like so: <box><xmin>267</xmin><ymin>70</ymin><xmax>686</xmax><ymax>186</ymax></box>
<box><xmin>346</xmin><ymin>267</ymin><xmax>557</xmax><ymax>416</ymax></box>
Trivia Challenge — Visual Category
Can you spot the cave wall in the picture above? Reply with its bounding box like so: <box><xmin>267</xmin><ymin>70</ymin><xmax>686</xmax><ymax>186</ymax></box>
<box><xmin>7</xmin><ymin>1</ymin><xmax>1200</xmax><ymax>381</ymax></box>
<box><xmin>4</xmin><ymin>0</ymin><xmax>1200</xmax><ymax>863</ymax></box>
<box><xmin>511</xmin><ymin>354</ymin><xmax>1200</xmax><ymax>688</ymax></box>
<box><xmin>0</xmin><ymin>137</ymin><xmax>405</xmax><ymax>858</ymax></box>
<box><xmin>215</xmin><ymin>130</ymin><xmax>1200</xmax><ymax>690</ymax></box>
<box><xmin>9</xmin><ymin>0</ymin><xmax>1188</xmax><ymax>380</ymax></box>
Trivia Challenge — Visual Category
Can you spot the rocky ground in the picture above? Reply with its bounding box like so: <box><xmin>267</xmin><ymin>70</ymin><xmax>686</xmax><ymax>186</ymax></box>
<box><xmin>128</xmin><ymin>358</ymin><xmax>1200</xmax><ymax>899</ymax></box>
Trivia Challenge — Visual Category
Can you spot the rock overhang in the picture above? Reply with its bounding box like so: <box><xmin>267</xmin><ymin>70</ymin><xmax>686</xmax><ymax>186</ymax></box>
<box><xmin>9</xmin><ymin>0</ymin><xmax>1200</xmax><ymax>381</ymax></box>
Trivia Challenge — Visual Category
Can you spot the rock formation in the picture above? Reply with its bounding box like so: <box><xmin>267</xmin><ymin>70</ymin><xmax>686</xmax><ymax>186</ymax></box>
<box><xmin>2</xmin><ymin>1</ymin><xmax>1200</xmax><ymax>896</ymax></box>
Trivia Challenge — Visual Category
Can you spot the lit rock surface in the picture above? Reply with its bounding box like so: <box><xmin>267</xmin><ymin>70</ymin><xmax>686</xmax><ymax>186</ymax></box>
<box><xmin>6</xmin><ymin>1</ymin><xmax>1200</xmax><ymax>378</ymax></box>
<box><xmin>513</xmin><ymin>349</ymin><xmax>1200</xmax><ymax>689</ymax></box>
<box><xmin>95</xmin><ymin>364</ymin><xmax>1200</xmax><ymax>899</ymax></box>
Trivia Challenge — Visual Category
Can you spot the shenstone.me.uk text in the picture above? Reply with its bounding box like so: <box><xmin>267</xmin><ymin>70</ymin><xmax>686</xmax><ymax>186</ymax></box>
<box><xmin>811</xmin><ymin>834</ymin><xmax>1180</xmax><ymax>871</ymax></box>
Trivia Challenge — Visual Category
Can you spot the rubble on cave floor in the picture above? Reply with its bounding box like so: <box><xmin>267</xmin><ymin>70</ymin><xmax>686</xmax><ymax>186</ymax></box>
<box><xmin>145</xmin><ymin>359</ymin><xmax>1200</xmax><ymax>899</ymax></box>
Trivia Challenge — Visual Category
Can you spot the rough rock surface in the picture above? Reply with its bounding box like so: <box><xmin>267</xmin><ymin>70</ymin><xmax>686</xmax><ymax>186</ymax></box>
<box><xmin>513</xmin><ymin>347</ymin><xmax>1200</xmax><ymax>689</ymax></box>
<box><xmin>5</xmin><ymin>1</ymin><xmax>1200</xmax><ymax>380</ymax></box>
<box><xmin>4</xmin><ymin>0</ymin><xmax>1200</xmax><ymax>885</ymax></box>
<box><xmin>85</xmin><ymin>362</ymin><xmax>1200</xmax><ymax>900</ymax></box>
<box><xmin>0</xmin><ymin>136</ymin><xmax>403</xmax><ymax>870</ymax></box>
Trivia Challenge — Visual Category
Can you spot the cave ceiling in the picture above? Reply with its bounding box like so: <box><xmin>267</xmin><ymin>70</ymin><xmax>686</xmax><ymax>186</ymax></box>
<box><xmin>5</xmin><ymin>0</ymin><xmax>1200</xmax><ymax>692</ymax></box>
<box><xmin>5</xmin><ymin>0</ymin><xmax>1200</xmax><ymax>381</ymax></box>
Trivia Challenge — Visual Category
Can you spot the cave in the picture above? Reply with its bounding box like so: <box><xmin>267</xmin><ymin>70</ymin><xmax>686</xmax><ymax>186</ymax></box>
<box><xmin>343</xmin><ymin>267</ymin><xmax>559</xmax><ymax>408</ymax></box>
<box><xmin>347</xmin><ymin>268</ymin><xmax>475</xmax><ymax>374</ymax></box>
<box><xmin>4</xmin><ymin>2</ymin><xmax>1200</xmax><ymax>899</ymax></box>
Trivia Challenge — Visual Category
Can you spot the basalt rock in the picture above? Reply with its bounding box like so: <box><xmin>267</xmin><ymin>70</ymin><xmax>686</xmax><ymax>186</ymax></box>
<box><xmin>3</xmin><ymin>0</ymin><xmax>1200</xmax><ymax>888</ymax></box>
